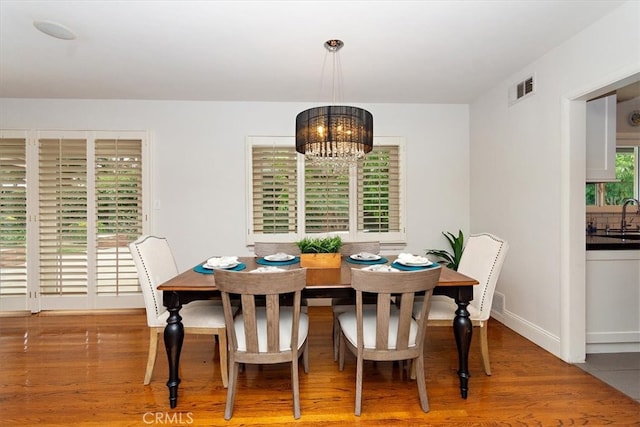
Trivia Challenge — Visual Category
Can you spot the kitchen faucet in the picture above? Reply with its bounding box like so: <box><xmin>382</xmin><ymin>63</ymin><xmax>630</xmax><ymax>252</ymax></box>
<box><xmin>621</xmin><ymin>198</ymin><xmax>640</xmax><ymax>233</ymax></box>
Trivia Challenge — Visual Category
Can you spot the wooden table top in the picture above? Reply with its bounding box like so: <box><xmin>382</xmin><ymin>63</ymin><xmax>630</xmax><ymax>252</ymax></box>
<box><xmin>158</xmin><ymin>256</ymin><xmax>478</xmax><ymax>292</ymax></box>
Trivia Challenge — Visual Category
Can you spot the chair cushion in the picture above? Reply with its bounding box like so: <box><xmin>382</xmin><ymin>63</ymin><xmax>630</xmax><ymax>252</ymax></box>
<box><xmin>234</xmin><ymin>307</ymin><xmax>309</xmax><ymax>352</ymax></box>
<box><xmin>150</xmin><ymin>300</ymin><xmax>226</xmax><ymax>328</ymax></box>
<box><xmin>338</xmin><ymin>308</ymin><xmax>418</xmax><ymax>350</ymax></box>
<box><xmin>415</xmin><ymin>295</ymin><xmax>482</xmax><ymax>321</ymax></box>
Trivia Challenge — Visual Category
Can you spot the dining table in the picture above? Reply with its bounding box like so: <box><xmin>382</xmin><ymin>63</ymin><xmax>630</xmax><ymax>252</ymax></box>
<box><xmin>157</xmin><ymin>255</ymin><xmax>479</xmax><ymax>408</ymax></box>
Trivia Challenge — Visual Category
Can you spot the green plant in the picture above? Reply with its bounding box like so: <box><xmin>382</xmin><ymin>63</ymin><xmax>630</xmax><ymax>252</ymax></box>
<box><xmin>425</xmin><ymin>230</ymin><xmax>464</xmax><ymax>270</ymax></box>
<box><xmin>296</xmin><ymin>235</ymin><xmax>343</xmax><ymax>254</ymax></box>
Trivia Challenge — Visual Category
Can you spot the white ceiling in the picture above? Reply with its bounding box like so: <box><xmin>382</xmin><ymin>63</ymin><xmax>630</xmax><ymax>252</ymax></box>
<box><xmin>0</xmin><ymin>0</ymin><xmax>629</xmax><ymax>104</ymax></box>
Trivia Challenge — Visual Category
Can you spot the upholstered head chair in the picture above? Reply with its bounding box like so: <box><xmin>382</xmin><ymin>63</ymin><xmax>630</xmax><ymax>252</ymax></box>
<box><xmin>129</xmin><ymin>235</ymin><xmax>229</xmax><ymax>387</ymax></box>
<box><xmin>422</xmin><ymin>233</ymin><xmax>509</xmax><ymax>375</ymax></box>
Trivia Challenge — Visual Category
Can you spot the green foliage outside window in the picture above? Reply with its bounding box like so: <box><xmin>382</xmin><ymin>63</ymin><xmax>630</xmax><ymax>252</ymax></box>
<box><xmin>586</xmin><ymin>149</ymin><xmax>636</xmax><ymax>205</ymax></box>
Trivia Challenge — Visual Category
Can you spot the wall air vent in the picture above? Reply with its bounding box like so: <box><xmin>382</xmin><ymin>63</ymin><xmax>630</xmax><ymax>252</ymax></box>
<box><xmin>509</xmin><ymin>75</ymin><xmax>535</xmax><ymax>106</ymax></box>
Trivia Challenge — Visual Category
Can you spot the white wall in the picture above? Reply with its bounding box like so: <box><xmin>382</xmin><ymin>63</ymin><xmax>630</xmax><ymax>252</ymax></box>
<box><xmin>617</xmin><ymin>96</ymin><xmax>640</xmax><ymax>135</ymax></box>
<box><xmin>470</xmin><ymin>0</ymin><xmax>640</xmax><ymax>361</ymax></box>
<box><xmin>0</xmin><ymin>99</ymin><xmax>469</xmax><ymax>270</ymax></box>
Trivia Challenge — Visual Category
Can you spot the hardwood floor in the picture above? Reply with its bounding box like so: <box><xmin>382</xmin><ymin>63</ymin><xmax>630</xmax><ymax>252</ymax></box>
<box><xmin>1</xmin><ymin>306</ymin><xmax>638</xmax><ymax>426</ymax></box>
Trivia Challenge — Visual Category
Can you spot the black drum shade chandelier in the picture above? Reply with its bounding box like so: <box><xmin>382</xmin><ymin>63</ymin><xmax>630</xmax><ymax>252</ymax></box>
<box><xmin>295</xmin><ymin>40</ymin><xmax>373</xmax><ymax>170</ymax></box>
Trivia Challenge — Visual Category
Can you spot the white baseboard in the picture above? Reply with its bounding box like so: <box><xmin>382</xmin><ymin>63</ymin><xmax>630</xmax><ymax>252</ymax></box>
<box><xmin>587</xmin><ymin>342</ymin><xmax>640</xmax><ymax>353</ymax></box>
<box><xmin>586</xmin><ymin>331</ymin><xmax>640</xmax><ymax>353</ymax></box>
<box><xmin>490</xmin><ymin>308</ymin><xmax>562</xmax><ymax>359</ymax></box>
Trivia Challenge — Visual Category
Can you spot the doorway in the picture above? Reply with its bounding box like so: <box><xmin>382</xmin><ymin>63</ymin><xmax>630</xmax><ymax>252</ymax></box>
<box><xmin>564</xmin><ymin>70</ymin><xmax>640</xmax><ymax>363</ymax></box>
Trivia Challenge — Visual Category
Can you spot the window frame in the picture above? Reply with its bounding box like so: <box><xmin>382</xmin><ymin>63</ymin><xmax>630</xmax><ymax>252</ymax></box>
<box><xmin>246</xmin><ymin>136</ymin><xmax>406</xmax><ymax>245</ymax></box>
<box><xmin>586</xmin><ymin>141</ymin><xmax>640</xmax><ymax>207</ymax></box>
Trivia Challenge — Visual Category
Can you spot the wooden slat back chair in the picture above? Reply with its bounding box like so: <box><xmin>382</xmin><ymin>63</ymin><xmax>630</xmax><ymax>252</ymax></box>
<box><xmin>331</xmin><ymin>241</ymin><xmax>381</xmax><ymax>361</ymax></box>
<box><xmin>337</xmin><ymin>267</ymin><xmax>441</xmax><ymax>415</ymax></box>
<box><xmin>339</xmin><ymin>241</ymin><xmax>381</xmax><ymax>257</ymax></box>
<box><xmin>253</xmin><ymin>242</ymin><xmax>302</xmax><ymax>308</ymax></box>
<box><xmin>129</xmin><ymin>235</ymin><xmax>228</xmax><ymax>387</ymax></box>
<box><xmin>417</xmin><ymin>233</ymin><xmax>509</xmax><ymax>375</ymax></box>
<box><xmin>214</xmin><ymin>268</ymin><xmax>309</xmax><ymax>420</ymax></box>
<box><xmin>253</xmin><ymin>242</ymin><xmax>301</xmax><ymax>257</ymax></box>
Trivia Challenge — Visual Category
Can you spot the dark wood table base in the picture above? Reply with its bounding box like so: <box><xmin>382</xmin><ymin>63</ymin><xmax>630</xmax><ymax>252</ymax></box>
<box><xmin>164</xmin><ymin>293</ymin><xmax>183</xmax><ymax>408</ymax></box>
<box><xmin>452</xmin><ymin>300</ymin><xmax>472</xmax><ymax>398</ymax></box>
<box><xmin>434</xmin><ymin>285</ymin><xmax>473</xmax><ymax>399</ymax></box>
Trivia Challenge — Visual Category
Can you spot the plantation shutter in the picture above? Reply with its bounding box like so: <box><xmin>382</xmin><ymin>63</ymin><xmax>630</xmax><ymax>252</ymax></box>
<box><xmin>305</xmin><ymin>164</ymin><xmax>349</xmax><ymax>233</ymax></box>
<box><xmin>0</xmin><ymin>137</ymin><xmax>28</xmax><ymax>300</ymax></box>
<box><xmin>251</xmin><ymin>146</ymin><xmax>298</xmax><ymax>234</ymax></box>
<box><xmin>357</xmin><ymin>146</ymin><xmax>401</xmax><ymax>233</ymax></box>
<box><xmin>248</xmin><ymin>136</ymin><xmax>405</xmax><ymax>243</ymax></box>
<box><xmin>38</xmin><ymin>138</ymin><xmax>88</xmax><ymax>296</ymax></box>
<box><xmin>95</xmin><ymin>138</ymin><xmax>143</xmax><ymax>295</ymax></box>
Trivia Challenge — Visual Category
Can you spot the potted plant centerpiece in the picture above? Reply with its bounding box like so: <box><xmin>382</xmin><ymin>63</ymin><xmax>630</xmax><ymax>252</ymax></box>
<box><xmin>296</xmin><ymin>235</ymin><xmax>343</xmax><ymax>268</ymax></box>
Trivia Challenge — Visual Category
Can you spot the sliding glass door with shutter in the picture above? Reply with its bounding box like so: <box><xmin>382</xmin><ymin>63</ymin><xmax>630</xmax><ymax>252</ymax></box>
<box><xmin>0</xmin><ymin>130</ymin><xmax>149</xmax><ymax>312</ymax></box>
<box><xmin>0</xmin><ymin>131</ymin><xmax>29</xmax><ymax>311</ymax></box>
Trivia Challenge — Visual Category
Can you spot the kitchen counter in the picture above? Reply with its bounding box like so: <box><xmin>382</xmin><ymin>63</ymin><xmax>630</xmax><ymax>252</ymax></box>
<box><xmin>586</xmin><ymin>233</ymin><xmax>640</xmax><ymax>250</ymax></box>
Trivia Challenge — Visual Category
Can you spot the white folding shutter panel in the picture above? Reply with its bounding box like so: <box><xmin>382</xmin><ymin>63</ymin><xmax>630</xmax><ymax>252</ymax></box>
<box><xmin>95</xmin><ymin>138</ymin><xmax>143</xmax><ymax>295</ymax></box>
<box><xmin>38</xmin><ymin>137</ymin><xmax>88</xmax><ymax>297</ymax></box>
<box><xmin>251</xmin><ymin>145</ymin><xmax>298</xmax><ymax>234</ymax></box>
<box><xmin>358</xmin><ymin>146</ymin><xmax>401</xmax><ymax>233</ymax></box>
<box><xmin>305</xmin><ymin>163</ymin><xmax>350</xmax><ymax>233</ymax></box>
<box><xmin>0</xmin><ymin>136</ymin><xmax>28</xmax><ymax>310</ymax></box>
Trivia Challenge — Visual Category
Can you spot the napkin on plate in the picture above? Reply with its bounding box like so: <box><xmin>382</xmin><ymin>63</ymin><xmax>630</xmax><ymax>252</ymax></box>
<box><xmin>353</xmin><ymin>251</ymin><xmax>379</xmax><ymax>260</ymax></box>
<box><xmin>396</xmin><ymin>253</ymin><xmax>430</xmax><ymax>265</ymax></box>
<box><xmin>205</xmin><ymin>256</ymin><xmax>238</xmax><ymax>268</ymax></box>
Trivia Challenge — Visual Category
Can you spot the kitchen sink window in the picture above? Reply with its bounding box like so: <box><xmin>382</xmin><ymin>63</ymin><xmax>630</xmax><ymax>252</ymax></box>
<box><xmin>586</xmin><ymin>146</ymin><xmax>638</xmax><ymax>206</ymax></box>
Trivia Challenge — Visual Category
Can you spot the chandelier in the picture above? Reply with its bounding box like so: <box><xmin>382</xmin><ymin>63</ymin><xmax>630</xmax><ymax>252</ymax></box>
<box><xmin>295</xmin><ymin>40</ymin><xmax>373</xmax><ymax>171</ymax></box>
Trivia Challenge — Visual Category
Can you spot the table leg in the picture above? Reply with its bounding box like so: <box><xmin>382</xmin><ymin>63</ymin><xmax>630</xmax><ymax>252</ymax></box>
<box><xmin>164</xmin><ymin>291</ymin><xmax>184</xmax><ymax>408</ymax></box>
<box><xmin>453</xmin><ymin>299</ymin><xmax>472</xmax><ymax>399</ymax></box>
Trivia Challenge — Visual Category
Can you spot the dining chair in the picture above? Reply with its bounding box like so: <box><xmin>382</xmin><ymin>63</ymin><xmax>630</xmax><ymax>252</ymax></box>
<box><xmin>339</xmin><ymin>241</ymin><xmax>381</xmax><ymax>258</ymax></box>
<box><xmin>214</xmin><ymin>268</ymin><xmax>309</xmax><ymax>420</ymax></box>
<box><xmin>253</xmin><ymin>242</ymin><xmax>301</xmax><ymax>257</ymax></box>
<box><xmin>253</xmin><ymin>242</ymin><xmax>304</xmax><ymax>310</ymax></box>
<box><xmin>337</xmin><ymin>266</ymin><xmax>441</xmax><ymax>415</ymax></box>
<box><xmin>129</xmin><ymin>235</ymin><xmax>229</xmax><ymax>387</ymax></box>
<box><xmin>416</xmin><ymin>232</ymin><xmax>509</xmax><ymax>376</ymax></box>
<box><xmin>331</xmin><ymin>241</ymin><xmax>381</xmax><ymax>361</ymax></box>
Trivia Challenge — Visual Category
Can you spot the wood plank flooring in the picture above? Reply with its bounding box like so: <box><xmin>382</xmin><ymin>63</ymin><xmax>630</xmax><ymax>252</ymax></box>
<box><xmin>1</xmin><ymin>306</ymin><xmax>638</xmax><ymax>426</ymax></box>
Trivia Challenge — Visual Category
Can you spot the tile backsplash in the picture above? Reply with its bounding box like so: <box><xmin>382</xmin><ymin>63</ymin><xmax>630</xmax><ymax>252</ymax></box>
<box><xmin>587</xmin><ymin>208</ymin><xmax>640</xmax><ymax>232</ymax></box>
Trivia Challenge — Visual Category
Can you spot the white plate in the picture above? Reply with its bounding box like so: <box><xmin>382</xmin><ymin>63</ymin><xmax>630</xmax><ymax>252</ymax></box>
<box><xmin>350</xmin><ymin>252</ymin><xmax>381</xmax><ymax>261</ymax></box>
<box><xmin>264</xmin><ymin>253</ymin><xmax>295</xmax><ymax>262</ymax></box>
<box><xmin>395</xmin><ymin>259</ymin><xmax>432</xmax><ymax>267</ymax></box>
